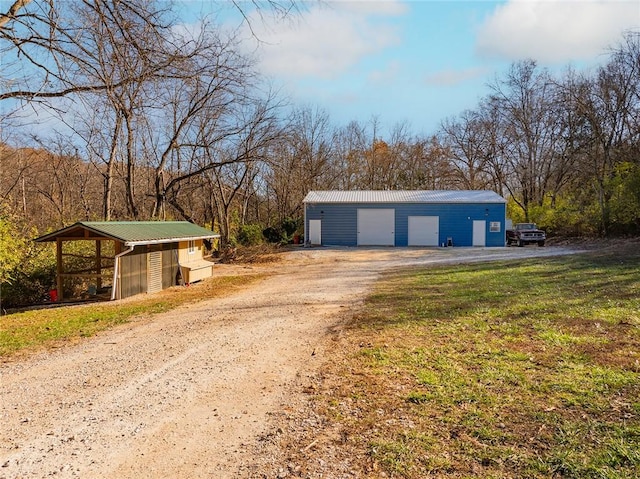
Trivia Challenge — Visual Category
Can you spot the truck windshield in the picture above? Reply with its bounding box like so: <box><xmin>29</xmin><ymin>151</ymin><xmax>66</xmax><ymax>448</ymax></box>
<box><xmin>517</xmin><ymin>223</ymin><xmax>536</xmax><ymax>230</ymax></box>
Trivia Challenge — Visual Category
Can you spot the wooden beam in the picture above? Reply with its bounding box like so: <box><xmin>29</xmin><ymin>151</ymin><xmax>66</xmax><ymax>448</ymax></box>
<box><xmin>60</xmin><ymin>266</ymin><xmax>114</xmax><ymax>275</ymax></box>
<box><xmin>57</xmin><ymin>235</ymin><xmax>110</xmax><ymax>241</ymax></box>
<box><xmin>60</xmin><ymin>252</ymin><xmax>115</xmax><ymax>260</ymax></box>
<box><xmin>59</xmin><ymin>273</ymin><xmax>112</xmax><ymax>278</ymax></box>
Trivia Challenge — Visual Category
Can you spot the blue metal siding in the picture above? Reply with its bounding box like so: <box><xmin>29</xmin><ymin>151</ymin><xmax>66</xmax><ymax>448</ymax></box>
<box><xmin>305</xmin><ymin>203</ymin><xmax>358</xmax><ymax>246</ymax></box>
<box><xmin>305</xmin><ymin>202</ymin><xmax>506</xmax><ymax>247</ymax></box>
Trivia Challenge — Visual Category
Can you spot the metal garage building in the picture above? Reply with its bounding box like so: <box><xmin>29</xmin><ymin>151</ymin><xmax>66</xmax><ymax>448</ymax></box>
<box><xmin>303</xmin><ymin>190</ymin><xmax>507</xmax><ymax>247</ymax></box>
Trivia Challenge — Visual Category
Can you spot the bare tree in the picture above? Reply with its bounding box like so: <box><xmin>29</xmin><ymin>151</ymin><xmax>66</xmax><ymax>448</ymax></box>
<box><xmin>0</xmin><ymin>1</ymin><xmax>178</xmax><ymax>102</ymax></box>
<box><xmin>0</xmin><ymin>140</ymin><xmax>100</xmax><ymax>230</ymax></box>
<box><xmin>440</xmin><ymin>109</ymin><xmax>495</xmax><ymax>190</ymax></box>
<box><xmin>399</xmin><ymin>135</ymin><xmax>458</xmax><ymax>190</ymax></box>
<box><xmin>266</xmin><ymin>106</ymin><xmax>337</xmax><ymax>224</ymax></box>
<box><xmin>332</xmin><ymin>121</ymin><xmax>368</xmax><ymax>190</ymax></box>
<box><xmin>562</xmin><ymin>33</ymin><xmax>640</xmax><ymax>234</ymax></box>
<box><xmin>490</xmin><ymin>60</ymin><xmax>567</xmax><ymax>220</ymax></box>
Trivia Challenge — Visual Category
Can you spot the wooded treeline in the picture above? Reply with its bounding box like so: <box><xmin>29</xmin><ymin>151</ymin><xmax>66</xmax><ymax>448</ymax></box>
<box><xmin>2</xmin><ymin>1</ymin><xmax>639</xmax><ymax>248</ymax></box>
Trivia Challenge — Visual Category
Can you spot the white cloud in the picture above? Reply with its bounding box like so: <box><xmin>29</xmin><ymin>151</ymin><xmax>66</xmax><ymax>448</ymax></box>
<box><xmin>476</xmin><ymin>0</ymin><xmax>640</xmax><ymax>63</ymax></box>
<box><xmin>242</xmin><ymin>2</ymin><xmax>405</xmax><ymax>79</ymax></box>
<box><xmin>334</xmin><ymin>0</ymin><xmax>409</xmax><ymax>16</ymax></box>
<box><xmin>425</xmin><ymin>67</ymin><xmax>489</xmax><ymax>87</ymax></box>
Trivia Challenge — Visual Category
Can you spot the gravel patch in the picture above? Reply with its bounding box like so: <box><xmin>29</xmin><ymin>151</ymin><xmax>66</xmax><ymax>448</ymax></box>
<box><xmin>0</xmin><ymin>246</ymin><xmax>582</xmax><ymax>478</ymax></box>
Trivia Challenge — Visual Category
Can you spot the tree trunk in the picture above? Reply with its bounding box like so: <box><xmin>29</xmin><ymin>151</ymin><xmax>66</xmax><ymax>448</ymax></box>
<box><xmin>103</xmin><ymin>113</ymin><xmax>123</xmax><ymax>221</ymax></box>
<box><xmin>124</xmin><ymin>115</ymin><xmax>139</xmax><ymax>219</ymax></box>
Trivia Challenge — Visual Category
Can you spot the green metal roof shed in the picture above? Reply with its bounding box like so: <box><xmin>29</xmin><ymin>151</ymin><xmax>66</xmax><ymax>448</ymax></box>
<box><xmin>35</xmin><ymin>221</ymin><xmax>220</xmax><ymax>246</ymax></box>
<box><xmin>35</xmin><ymin>221</ymin><xmax>220</xmax><ymax>301</ymax></box>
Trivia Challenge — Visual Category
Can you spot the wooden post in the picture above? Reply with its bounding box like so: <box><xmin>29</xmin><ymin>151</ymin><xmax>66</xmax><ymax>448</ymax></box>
<box><xmin>114</xmin><ymin>241</ymin><xmax>122</xmax><ymax>300</ymax></box>
<box><xmin>96</xmin><ymin>240</ymin><xmax>102</xmax><ymax>290</ymax></box>
<box><xmin>56</xmin><ymin>239</ymin><xmax>63</xmax><ymax>301</ymax></box>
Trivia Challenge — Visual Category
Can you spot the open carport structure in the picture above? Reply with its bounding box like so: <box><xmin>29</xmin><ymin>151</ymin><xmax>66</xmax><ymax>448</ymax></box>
<box><xmin>303</xmin><ymin>190</ymin><xmax>507</xmax><ymax>247</ymax></box>
<box><xmin>35</xmin><ymin>221</ymin><xmax>220</xmax><ymax>301</ymax></box>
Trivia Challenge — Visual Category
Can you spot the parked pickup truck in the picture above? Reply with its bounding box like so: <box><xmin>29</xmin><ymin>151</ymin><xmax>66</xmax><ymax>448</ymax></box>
<box><xmin>506</xmin><ymin>223</ymin><xmax>546</xmax><ymax>247</ymax></box>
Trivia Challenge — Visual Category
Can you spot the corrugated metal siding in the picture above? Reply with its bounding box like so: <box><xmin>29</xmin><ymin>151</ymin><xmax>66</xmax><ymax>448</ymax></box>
<box><xmin>120</xmin><ymin>246</ymin><xmax>147</xmax><ymax>298</ymax></box>
<box><xmin>304</xmin><ymin>190</ymin><xmax>506</xmax><ymax>204</ymax></box>
<box><xmin>305</xmin><ymin>203</ymin><xmax>359</xmax><ymax>246</ymax></box>
<box><xmin>162</xmin><ymin>244</ymin><xmax>179</xmax><ymax>289</ymax></box>
<box><xmin>34</xmin><ymin>221</ymin><xmax>218</xmax><ymax>245</ymax></box>
<box><xmin>118</xmin><ymin>244</ymin><xmax>179</xmax><ymax>299</ymax></box>
<box><xmin>305</xmin><ymin>202</ymin><xmax>506</xmax><ymax>247</ymax></box>
<box><xmin>83</xmin><ymin>221</ymin><xmax>217</xmax><ymax>243</ymax></box>
<box><xmin>35</xmin><ymin>221</ymin><xmax>219</xmax><ymax>244</ymax></box>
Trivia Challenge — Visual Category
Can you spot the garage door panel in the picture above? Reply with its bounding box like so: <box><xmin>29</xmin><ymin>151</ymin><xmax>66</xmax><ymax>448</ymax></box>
<box><xmin>408</xmin><ymin>216</ymin><xmax>439</xmax><ymax>246</ymax></box>
<box><xmin>357</xmin><ymin>209</ymin><xmax>395</xmax><ymax>246</ymax></box>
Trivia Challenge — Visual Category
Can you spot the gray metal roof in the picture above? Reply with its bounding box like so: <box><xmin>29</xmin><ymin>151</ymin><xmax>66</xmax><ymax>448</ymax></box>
<box><xmin>34</xmin><ymin>221</ymin><xmax>220</xmax><ymax>246</ymax></box>
<box><xmin>303</xmin><ymin>190</ymin><xmax>506</xmax><ymax>204</ymax></box>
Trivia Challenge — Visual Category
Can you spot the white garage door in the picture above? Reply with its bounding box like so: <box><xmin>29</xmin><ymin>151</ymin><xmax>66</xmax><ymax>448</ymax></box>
<box><xmin>408</xmin><ymin>216</ymin><xmax>439</xmax><ymax>246</ymax></box>
<box><xmin>357</xmin><ymin>209</ymin><xmax>395</xmax><ymax>246</ymax></box>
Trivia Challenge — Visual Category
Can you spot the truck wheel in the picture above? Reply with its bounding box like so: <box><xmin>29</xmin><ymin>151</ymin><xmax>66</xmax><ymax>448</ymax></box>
<box><xmin>538</xmin><ymin>241</ymin><xmax>545</xmax><ymax>247</ymax></box>
<box><xmin>517</xmin><ymin>239</ymin><xmax>523</xmax><ymax>247</ymax></box>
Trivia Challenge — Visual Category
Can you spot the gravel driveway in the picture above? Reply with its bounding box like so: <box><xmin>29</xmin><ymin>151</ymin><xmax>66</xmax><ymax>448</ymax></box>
<box><xmin>0</xmin><ymin>246</ymin><xmax>581</xmax><ymax>478</ymax></box>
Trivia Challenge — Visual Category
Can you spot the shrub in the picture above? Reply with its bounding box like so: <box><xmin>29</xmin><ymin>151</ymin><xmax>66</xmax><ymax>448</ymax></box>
<box><xmin>1</xmin><ymin>242</ymin><xmax>56</xmax><ymax>308</ymax></box>
<box><xmin>237</xmin><ymin>224</ymin><xmax>264</xmax><ymax>246</ymax></box>
<box><xmin>0</xmin><ymin>216</ymin><xmax>26</xmax><ymax>285</ymax></box>
<box><xmin>0</xmin><ymin>210</ymin><xmax>56</xmax><ymax>309</ymax></box>
<box><xmin>281</xmin><ymin>217</ymin><xmax>300</xmax><ymax>238</ymax></box>
<box><xmin>262</xmin><ymin>217</ymin><xmax>303</xmax><ymax>245</ymax></box>
<box><xmin>262</xmin><ymin>226</ymin><xmax>285</xmax><ymax>244</ymax></box>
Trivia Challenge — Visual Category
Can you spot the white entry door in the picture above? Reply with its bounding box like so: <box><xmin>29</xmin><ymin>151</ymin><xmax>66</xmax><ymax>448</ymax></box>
<box><xmin>473</xmin><ymin>220</ymin><xmax>486</xmax><ymax>246</ymax></box>
<box><xmin>308</xmin><ymin>220</ymin><xmax>322</xmax><ymax>245</ymax></box>
<box><xmin>357</xmin><ymin>209</ymin><xmax>395</xmax><ymax>246</ymax></box>
<box><xmin>408</xmin><ymin>216</ymin><xmax>439</xmax><ymax>246</ymax></box>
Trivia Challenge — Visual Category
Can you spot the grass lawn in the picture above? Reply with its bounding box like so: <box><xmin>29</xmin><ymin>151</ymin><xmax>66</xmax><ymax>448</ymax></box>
<box><xmin>0</xmin><ymin>274</ymin><xmax>263</xmax><ymax>357</ymax></box>
<box><xmin>318</xmin><ymin>245</ymin><xmax>640</xmax><ymax>478</ymax></box>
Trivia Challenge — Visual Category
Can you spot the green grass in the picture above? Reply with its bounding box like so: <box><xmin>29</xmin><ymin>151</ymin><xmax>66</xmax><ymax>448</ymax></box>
<box><xmin>323</xmin><ymin>245</ymin><xmax>640</xmax><ymax>478</ymax></box>
<box><xmin>0</xmin><ymin>274</ymin><xmax>263</xmax><ymax>357</ymax></box>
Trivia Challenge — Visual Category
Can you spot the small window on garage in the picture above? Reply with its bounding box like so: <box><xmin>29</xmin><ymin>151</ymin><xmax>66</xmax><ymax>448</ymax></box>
<box><xmin>490</xmin><ymin>221</ymin><xmax>501</xmax><ymax>233</ymax></box>
<box><xmin>188</xmin><ymin>240</ymin><xmax>196</xmax><ymax>254</ymax></box>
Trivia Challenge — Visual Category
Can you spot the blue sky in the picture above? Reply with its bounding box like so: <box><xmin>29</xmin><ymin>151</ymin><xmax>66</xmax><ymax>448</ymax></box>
<box><xmin>3</xmin><ymin>1</ymin><xmax>638</xmax><ymax>143</ymax></box>
<box><xmin>190</xmin><ymin>0</ymin><xmax>640</xmax><ymax>136</ymax></box>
